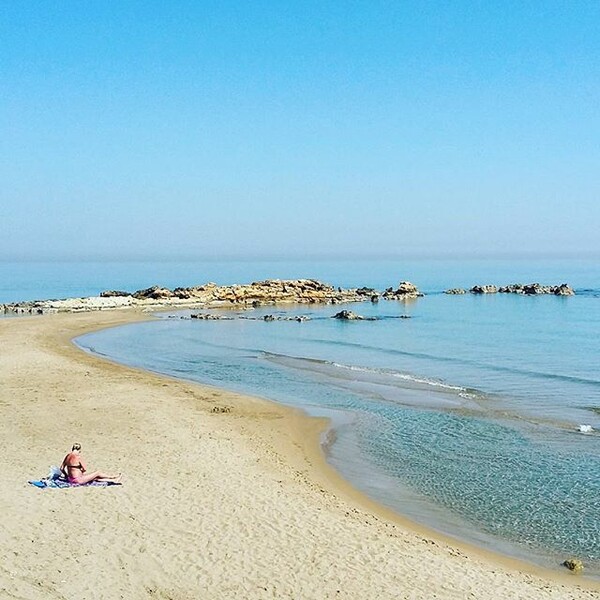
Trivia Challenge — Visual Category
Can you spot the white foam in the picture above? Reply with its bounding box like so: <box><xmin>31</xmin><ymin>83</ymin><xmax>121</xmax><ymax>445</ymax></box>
<box><xmin>330</xmin><ymin>362</ymin><xmax>465</xmax><ymax>392</ymax></box>
<box><xmin>578</xmin><ymin>424</ymin><xmax>594</xmax><ymax>434</ymax></box>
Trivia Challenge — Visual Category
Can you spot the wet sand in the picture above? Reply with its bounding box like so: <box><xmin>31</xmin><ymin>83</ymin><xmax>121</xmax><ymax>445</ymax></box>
<box><xmin>1</xmin><ymin>310</ymin><xmax>598</xmax><ymax>599</ymax></box>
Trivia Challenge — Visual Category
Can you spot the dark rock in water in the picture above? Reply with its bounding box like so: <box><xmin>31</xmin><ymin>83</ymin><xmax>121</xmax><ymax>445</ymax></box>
<box><xmin>445</xmin><ymin>288</ymin><xmax>466</xmax><ymax>295</ymax></box>
<box><xmin>190</xmin><ymin>313</ymin><xmax>232</xmax><ymax>320</ymax></box>
<box><xmin>242</xmin><ymin>314</ymin><xmax>311</xmax><ymax>322</ymax></box>
<box><xmin>562</xmin><ymin>558</ymin><xmax>584</xmax><ymax>573</ymax></box>
<box><xmin>371</xmin><ymin>295</ymin><xmax>379</xmax><ymax>303</ymax></box>
<box><xmin>470</xmin><ymin>285</ymin><xmax>498</xmax><ymax>294</ymax></box>
<box><xmin>332</xmin><ymin>310</ymin><xmax>364</xmax><ymax>320</ymax></box>
<box><xmin>100</xmin><ymin>290</ymin><xmax>131</xmax><ymax>298</ymax></box>
<box><xmin>554</xmin><ymin>283</ymin><xmax>575</xmax><ymax>296</ymax></box>
<box><xmin>498</xmin><ymin>284</ymin><xmax>520</xmax><ymax>294</ymax></box>
<box><xmin>496</xmin><ymin>283</ymin><xmax>576</xmax><ymax>296</ymax></box>
<box><xmin>523</xmin><ymin>283</ymin><xmax>545</xmax><ymax>295</ymax></box>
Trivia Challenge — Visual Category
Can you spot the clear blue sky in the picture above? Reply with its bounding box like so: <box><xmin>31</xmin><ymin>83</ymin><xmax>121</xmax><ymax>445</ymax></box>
<box><xmin>1</xmin><ymin>2</ymin><xmax>599</xmax><ymax>260</ymax></box>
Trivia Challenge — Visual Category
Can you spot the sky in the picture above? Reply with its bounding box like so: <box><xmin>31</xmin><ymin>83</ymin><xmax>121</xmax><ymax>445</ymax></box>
<box><xmin>1</xmin><ymin>1</ymin><xmax>599</xmax><ymax>260</ymax></box>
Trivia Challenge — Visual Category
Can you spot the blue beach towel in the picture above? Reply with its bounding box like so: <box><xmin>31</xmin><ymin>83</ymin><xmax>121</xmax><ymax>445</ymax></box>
<box><xmin>28</xmin><ymin>466</ymin><xmax>122</xmax><ymax>489</ymax></box>
<box><xmin>28</xmin><ymin>478</ymin><xmax>121</xmax><ymax>489</ymax></box>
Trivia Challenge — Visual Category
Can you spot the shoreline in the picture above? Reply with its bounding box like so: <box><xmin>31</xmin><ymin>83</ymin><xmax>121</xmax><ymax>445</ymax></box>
<box><xmin>1</xmin><ymin>310</ymin><xmax>598</xmax><ymax>599</ymax></box>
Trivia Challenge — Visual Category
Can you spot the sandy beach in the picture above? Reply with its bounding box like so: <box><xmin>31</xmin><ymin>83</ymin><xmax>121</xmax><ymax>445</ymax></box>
<box><xmin>1</xmin><ymin>310</ymin><xmax>598</xmax><ymax>600</ymax></box>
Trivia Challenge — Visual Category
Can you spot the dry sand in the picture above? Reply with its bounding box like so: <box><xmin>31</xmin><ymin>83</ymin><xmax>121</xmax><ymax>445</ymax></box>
<box><xmin>1</xmin><ymin>310</ymin><xmax>598</xmax><ymax>600</ymax></box>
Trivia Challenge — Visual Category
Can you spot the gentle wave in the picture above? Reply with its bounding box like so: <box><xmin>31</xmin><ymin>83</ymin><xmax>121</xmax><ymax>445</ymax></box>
<box><xmin>328</xmin><ymin>361</ymin><xmax>466</xmax><ymax>392</ymax></box>
<box><xmin>311</xmin><ymin>338</ymin><xmax>600</xmax><ymax>388</ymax></box>
<box><xmin>261</xmin><ymin>351</ymin><xmax>481</xmax><ymax>402</ymax></box>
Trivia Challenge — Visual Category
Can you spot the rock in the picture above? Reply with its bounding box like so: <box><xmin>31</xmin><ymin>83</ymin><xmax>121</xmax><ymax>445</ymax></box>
<box><xmin>99</xmin><ymin>290</ymin><xmax>131</xmax><ymax>297</ymax></box>
<box><xmin>470</xmin><ymin>285</ymin><xmax>498</xmax><ymax>294</ymax></box>
<box><xmin>497</xmin><ymin>283</ymin><xmax>575</xmax><ymax>296</ymax></box>
<box><xmin>445</xmin><ymin>288</ymin><xmax>466</xmax><ymax>295</ymax></box>
<box><xmin>332</xmin><ymin>310</ymin><xmax>364</xmax><ymax>320</ymax></box>
<box><xmin>241</xmin><ymin>314</ymin><xmax>311</xmax><ymax>322</ymax></box>
<box><xmin>356</xmin><ymin>287</ymin><xmax>377</xmax><ymax>296</ymax></box>
<box><xmin>132</xmin><ymin>286</ymin><xmax>174</xmax><ymax>300</ymax></box>
<box><xmin>382</xmin><ymin>281</ymin><xmax>422</xmax><ymax>300</ymax></box>
<box><xmin>498</xmin><ymin>284</ymin><xmax>522</xmax><ymax>294</ymax></box>
<box><xmin>3</xmin><ymin>278</ymin><xmax>446</xmax><ymax>315</ymax></box>
<box><xmin>397</xmin><ymin>281</ymin><xmax>420</xmax><ymax>295</ymax></box>
<box><xmin>562</xmin><ymin>558</ymin><xmax>584</xmax><ymax>573</ymax></box>
<box><xmin>190</xmin><ymin>313</ymin><xmax>232</xmax><ymax>320</ymax></box>
<box><xmin>523</xmin><ymin>283</ymin><xmax>546</xmax><ymax>295</ymax></box>
<box><xmin>554</xmin><ymin>283</ymin><xmax>575</xmax><ymax>296</ymax></box>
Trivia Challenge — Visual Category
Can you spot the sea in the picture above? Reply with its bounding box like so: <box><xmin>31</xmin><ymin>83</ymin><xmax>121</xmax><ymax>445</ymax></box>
<box><xmin>3</xmin><ymin>258</ymin><xmax>599</xmax><ymax>573</ymax></box>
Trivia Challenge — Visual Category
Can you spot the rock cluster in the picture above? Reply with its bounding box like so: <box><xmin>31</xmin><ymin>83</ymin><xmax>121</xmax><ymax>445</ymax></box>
<box><xmin>182</xmin><ymin>313</ymin><xmax>311</xmax><ymax>322</ymax></box>
<box><xmin>498</xmin><ymin>283</ymin><xmax>575</xmax><ymax>296</ymax></box>
<box><xmin>382</xmin><ymin>281</ymin><xmax>422</xmax><ymax>300</ymax></box>
<box><xmin>1</xmin><ymin>295</ymin><xmax>133</xmax><ymax>315</ymax></box>
<box><xmin>142</xmin><ymin>279</ymin><xmax>373</xmax><ymax>305</ymax></box>
<box><xmin>255</xmin><ymin>314</ymin><xmax>310</xmax><ymax>322</ymax></box>
<box><xmin>444</xmin><ymin>283</ymin><xmax>575</xmax><ymax>296</ymax></box>
<box><xmin>2</xmin><ymin>279</ymin><xmax>424</xmax><ymax>314</ymax></box>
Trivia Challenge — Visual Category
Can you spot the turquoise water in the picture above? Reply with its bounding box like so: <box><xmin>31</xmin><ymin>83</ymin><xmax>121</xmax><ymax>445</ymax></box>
<box><xmin>3</xmin><ymin>259</ymin><xmax>600</xmax><ymax>571</ymax></box>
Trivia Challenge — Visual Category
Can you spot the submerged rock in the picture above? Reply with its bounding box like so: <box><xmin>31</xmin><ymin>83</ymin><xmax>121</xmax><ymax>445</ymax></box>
<box><xmin>445</xmin><ymin>288</ymin><xmax>466</xmax><ymax>295</ymax></box>
<box><xmin>332</xmin><ymin>310</ymin><xmax>364</xmax><ymax>320</ymax></box>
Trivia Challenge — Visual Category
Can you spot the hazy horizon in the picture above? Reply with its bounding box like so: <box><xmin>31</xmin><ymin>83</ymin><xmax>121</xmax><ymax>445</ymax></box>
<box><xmin>2</xmin><ymin>3</ymin><xmax>599</xmax><ymax>261</ymax></box>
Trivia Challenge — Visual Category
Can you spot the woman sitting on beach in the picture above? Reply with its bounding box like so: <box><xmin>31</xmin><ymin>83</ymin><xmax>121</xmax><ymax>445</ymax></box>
<box><xmin>60</xmin><ymin>443</ymin><xmax>121</xmax><ymax>485</ymax></box>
